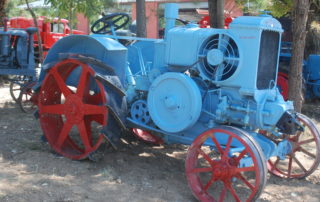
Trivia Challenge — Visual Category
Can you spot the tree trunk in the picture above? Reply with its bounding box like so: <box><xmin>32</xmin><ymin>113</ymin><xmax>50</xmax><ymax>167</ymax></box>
<box><xmin>25</xmin><ymin>0</ymin><xmax>44</xmax><ymax>64</ymax></box>
<box><xmin>0</xmin><ymin>0</ymin><xmax>7</xmax><ymax>27</ymax></box>
<box><xmin>305</xmin><ymin>3</ymin><xmax>320</xmax><ymax>56</ymax></box>
<box><xmin>288</xmin><ymin>0</ymin><xmax>310</xmax><ymax>112</ymax></box>
<box><xmin>136</xmin><ymin>0</ymin><xmax>146</xmax><ymax>37</ymax></box>
<box><xmin>69</xmin><ymin>2</ymin><xmax>73</xmax><ymax>35</ymax></box>
<box><xmin>208</xmin><ymin>0</ymin><xmax>224</xmax><ymax>28</ymax></box>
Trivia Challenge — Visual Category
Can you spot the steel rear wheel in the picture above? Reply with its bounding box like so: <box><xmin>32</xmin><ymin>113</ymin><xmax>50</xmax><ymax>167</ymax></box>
<box><xmin>268</xmin><ymin>113</ymin><xmax>320</xmax><ymax>179</ymax></box>
<box><xmin>186</xmin><ymin>126</ymin><xmax>267</xmax><ymax>202</ymax></box>
<box><xmin>38</xmin><ymin>58</ymin><xmax>108</xmax><ymax>160</ymax></box>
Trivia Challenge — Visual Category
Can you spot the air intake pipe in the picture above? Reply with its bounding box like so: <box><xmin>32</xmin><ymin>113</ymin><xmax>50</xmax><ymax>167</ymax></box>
<box><xmin>164</xmin><ymin>3</ymin><xmax>178</xmax><ymax>40</ymax></box>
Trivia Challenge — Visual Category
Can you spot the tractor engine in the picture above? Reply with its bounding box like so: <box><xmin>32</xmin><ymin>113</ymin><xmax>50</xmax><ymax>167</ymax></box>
<box><xmin>143</xmin><ymin>15</ymin><xmax>296</xmax><ymax>137</ymax></box>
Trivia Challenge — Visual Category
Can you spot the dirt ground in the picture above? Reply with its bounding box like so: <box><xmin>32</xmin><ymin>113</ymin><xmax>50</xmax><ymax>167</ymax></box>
<box><xmin>0</xmin><ymin>83</ymin><xmax>320</xmax><ymax>202</ymax></box>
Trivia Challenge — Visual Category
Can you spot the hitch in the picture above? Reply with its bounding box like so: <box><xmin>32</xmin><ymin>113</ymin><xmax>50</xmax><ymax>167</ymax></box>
<box><xmin>276</xmin><ymin>111</ymin><xmax>304</xmax><ymax>134</ymax></box>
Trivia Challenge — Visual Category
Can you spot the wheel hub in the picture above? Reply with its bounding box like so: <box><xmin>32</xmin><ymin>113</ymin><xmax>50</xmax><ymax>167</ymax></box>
<box><xmin>64</xmin><ymin>94</ymin><xmax>84</xmax><ymax>124</ymax></box>
<box><xmin>164</xmin><ymin>96</ymin><xmax>177</xmax><ymax>110</ymax></box>
<box><xmin>213</xmin><ymin>161</ymin><xmax>233</xmax><ymax>179</ymax></box>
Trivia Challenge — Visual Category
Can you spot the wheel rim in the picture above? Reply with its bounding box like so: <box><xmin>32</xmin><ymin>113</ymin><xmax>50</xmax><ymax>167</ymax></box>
<box><xmin>19</xmin><ymin>81</ymin><xmax>38</xmax><ymax>113</ymax></box>
<box><xmin>186</xmin><ymin>126</ymin><xmax>266</xmax><ymax>202</ymax></box>
<box><xmin>38</xmin><ymin>58</ymin><xmax>108</xmax><ymax>160</ymax></box>
<box><xmin>10</xmin><ymin>82</ymin><xmax>21</xmax><ymax>102</ymax></box>
<box><xmin>277</xmin><ymin>72</ymin><xmax>288</xmax><ymax>100</ymax></box>
<box><xmin>268</xmin><ymin>113</ymin><xmax>320</xmax><ymax>178</ymax></box>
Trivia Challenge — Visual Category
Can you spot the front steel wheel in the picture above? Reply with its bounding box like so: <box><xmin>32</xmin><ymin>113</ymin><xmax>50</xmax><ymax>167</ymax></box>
<box><xmin>186</xmin><ymin>126</ymin><xmax>267</xmax><ymax>202</ymax></box>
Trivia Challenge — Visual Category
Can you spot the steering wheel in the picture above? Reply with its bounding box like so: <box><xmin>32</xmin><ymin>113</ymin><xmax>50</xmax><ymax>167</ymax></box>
<box><xmin>91</xmin><ymin>13</ymin><xmax>130</xmax><ymax>34</ymax></box>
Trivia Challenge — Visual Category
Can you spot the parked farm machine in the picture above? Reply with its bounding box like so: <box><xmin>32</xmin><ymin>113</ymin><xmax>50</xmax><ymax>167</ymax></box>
<box><xmin>277</xmin><ymin>42</ymin><xmax>320</xmax><ymax>100</ymax></box>
<box><xmin>0</xmin><ymin>18</ymin><xmax>38</xmax><ymax>112</ymax></box>
<box><xmin>31</xmin><ymin>4</ymin><xmax>320</xmax><ymax>201</ymax></box>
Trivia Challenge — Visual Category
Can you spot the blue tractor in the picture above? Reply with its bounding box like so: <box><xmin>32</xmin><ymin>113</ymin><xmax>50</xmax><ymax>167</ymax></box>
<box><xmin>33</xmin><ymin>4</ymin><xmax>320</xmax><ymax>201</ymax></box>
<box><xmin>0</xmin><ymin>18</ymin><xmax>38</xmax><ymax>113</ymax></box>
<box><xmin>277</xmin><ymin>42</ymin><xmax>320</xmax><ymax>100</ymax></box>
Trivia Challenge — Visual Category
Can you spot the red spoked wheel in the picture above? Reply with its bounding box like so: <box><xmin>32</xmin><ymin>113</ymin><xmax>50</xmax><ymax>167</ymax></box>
<box><xmin>38</xmin><ymin>58</ymin><xmax>108</xmax><ymax>160</ymax></box>
<box><xmin>19</xmin><ymin>81</ymin><xmax>38</xmax><ymax>113</ymax></box>
<box><xmin>131</xmin><ymin>128</ymin><xmax>164</xmax><ymax>145</ymax></box>
<box><xmin>268</xmin><ymin>113</ymin><xmax>320</xmax><ymax>179</ymax></box>
<box><xmin>186</xmin><ymin>126</ymin><xmax>267</xmax><ymax>202</ymax></box>
<box><xmin>277</xmin><ymin>72</ymin><xmax>288</xmax><ymax>100</ymax></box>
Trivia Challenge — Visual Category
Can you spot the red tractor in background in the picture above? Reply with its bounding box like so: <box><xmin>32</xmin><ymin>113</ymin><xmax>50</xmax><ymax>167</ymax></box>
<box><xmin>9</xmin><ymin>16</ymin><xmax>85</xmax><ymax>60</ymax></box>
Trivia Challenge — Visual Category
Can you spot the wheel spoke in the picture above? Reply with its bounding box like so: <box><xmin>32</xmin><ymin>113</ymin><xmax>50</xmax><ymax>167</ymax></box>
<box><xmin>76</xmin><ymin>67</ymin><xmax>89</xmax><ymax>98</ymax></box>
<box><xmin>204</xmin><ymin>177</ymin><xmax>216</xmax><ymax>191</ymax></box>
<box><xmin>234</xmin><ymin>166</ymin><xmax>255</xmax><ymax>174</ymax></box>
<box><xmin>40</xmin><ymin>104</ymin><xmax>64</xmax><ymax>115</ymax></box>
<box><xmin>295</xmin><ymin>130</ymin><xmax>303</xmax><ymax>140</ymax></box>
<box><xmin>269</xmin><ymin>157</ymin><xmax>280</xmax><ymax>171</ymax></box>
<box><xmin>298</xmin><ymin>138</ymin><xmax>315</xmax><ymax>146</ymax></box>
<box><xmin>190</xmin><ymin>167</ymin><xmax>212</xmax><ymax>173</ymax></box>
<box><xmin>236</xmin><ymin>173</ymin><xmax>254</xmax><ymax>191</ymax></box>
<box><xmin>292</xmin><ymin>155</ymin><xmax>307</xmax><ymax>173</ymax></box>
<box><xmin>56</xmin><ymin>121</ymin><xmax>73</xmax><ymax>147</ymax></box>
<box><xmin>51</xmin><ymin>69</ymin><xmax>72</xmax><ymax>97</ymax></box>
<box><xmin>77</xmin><ymin>120</ymin><xmax>92</xmax><ymax>152</ymax></box>
<box><xmin>299</xmin><ymin>147</ymin><xmax>316</xmax><ymax>158</ymax></box>
<box><xmin>113</xmin><ymin>15</ymin><xmax>125</xmax><ymax>24</ymax></box>
<box><xmin>198</xmin><ymin>148</ymin><xmax>214</xmax><ymax>165</ymax></box>
<box><xmin>218</xmin><ymin>187</ymin><xmax>227</xmax><ymax>202</ymax></box>
<box><xmin>288</xmin><ymin>156</ymin><xmax>293</xmax><ymax>178</ymax></box>
<box><xmin>235</xmin><ymin>149</ymin><xmax>248</xmax><ymax>162</ymax></box>
<box><xmin>83</xmin><ymin>104</ymin><xmax>106</xmax><ymax>115</ymax></box>
<box><xmin>225</xmin><ymin>182</ymin><xmax>241</xmax><ymax>202</ymax></box>
<box><xmin>97</xmin><ymin>25</ymin><xmax>109</xmax><ymax>33</ymax></box>
<box><xmin>223</xmin><ymin>136</ymin><xmax>233</xmax><ymax>159</ymax></box>
<box><xmin>210</xmin><ymin>134</ymin><xmax>224</xmax><ymax>155</ymax></box>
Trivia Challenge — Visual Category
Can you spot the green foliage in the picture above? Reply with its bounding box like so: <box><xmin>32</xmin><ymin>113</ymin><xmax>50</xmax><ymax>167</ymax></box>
<box><xmin>5</xmin><ymin>0</ymin><xmax>55</xmax><ymax>18</ymax></box>
<box><xmin>236</xmin><ymin>0</ymin><xmax>270</xmax><ymax>14</ymax></box>
<box><xmin>44</xmin><ymin>0</ymin><xmax>114</xmax><ymax>25</ymax></box>
<box><xmin>268</xmin><ymin>0</ymin><xmax>293</xmax><ymax>17</ymax></box>
<box><xmin>6</xmin><ymin>0</ymin><xmax>27</xmax><ymax>18</ymax></box>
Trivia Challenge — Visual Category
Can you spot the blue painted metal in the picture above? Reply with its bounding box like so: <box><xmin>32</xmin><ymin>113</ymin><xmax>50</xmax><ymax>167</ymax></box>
<box><xmin>0</xmin><ymin>27</ymin><xmax>37</xmax><ymax>79</ymax></box>
<box><xmin>147</xmin><ymin>72</ymin><xmax>202</xmax><ymax>133</ymax></box>
<box><xmin>279</xmin><ymin>42</ymin><xmax>320</xmax><ymax>99</ymax></box>
<box><xmin>38</xmin><ymin>3</ymin><xmax>305</xmax><ymax>170</ymax></box>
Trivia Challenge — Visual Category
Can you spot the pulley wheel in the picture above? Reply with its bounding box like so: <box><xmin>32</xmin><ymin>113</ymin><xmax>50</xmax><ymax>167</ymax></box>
<box><xmin>147</xmin><ymin>72</ymin><xmax>202</xmax><ymax>133</ymax></box>
<box><xmin>186</xmin><ymin>126</ymin><xmax>267</xmax><ymax>201</ymax></box>
<box><xmin>38</xmin><ymin>58</ymin><xmax>108</xmax><ymax>160</ymax></box>
<box><xmin>268</xmin><ymin>113</ymin><xmax>320</xmax><ymax>178</ymax></box>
